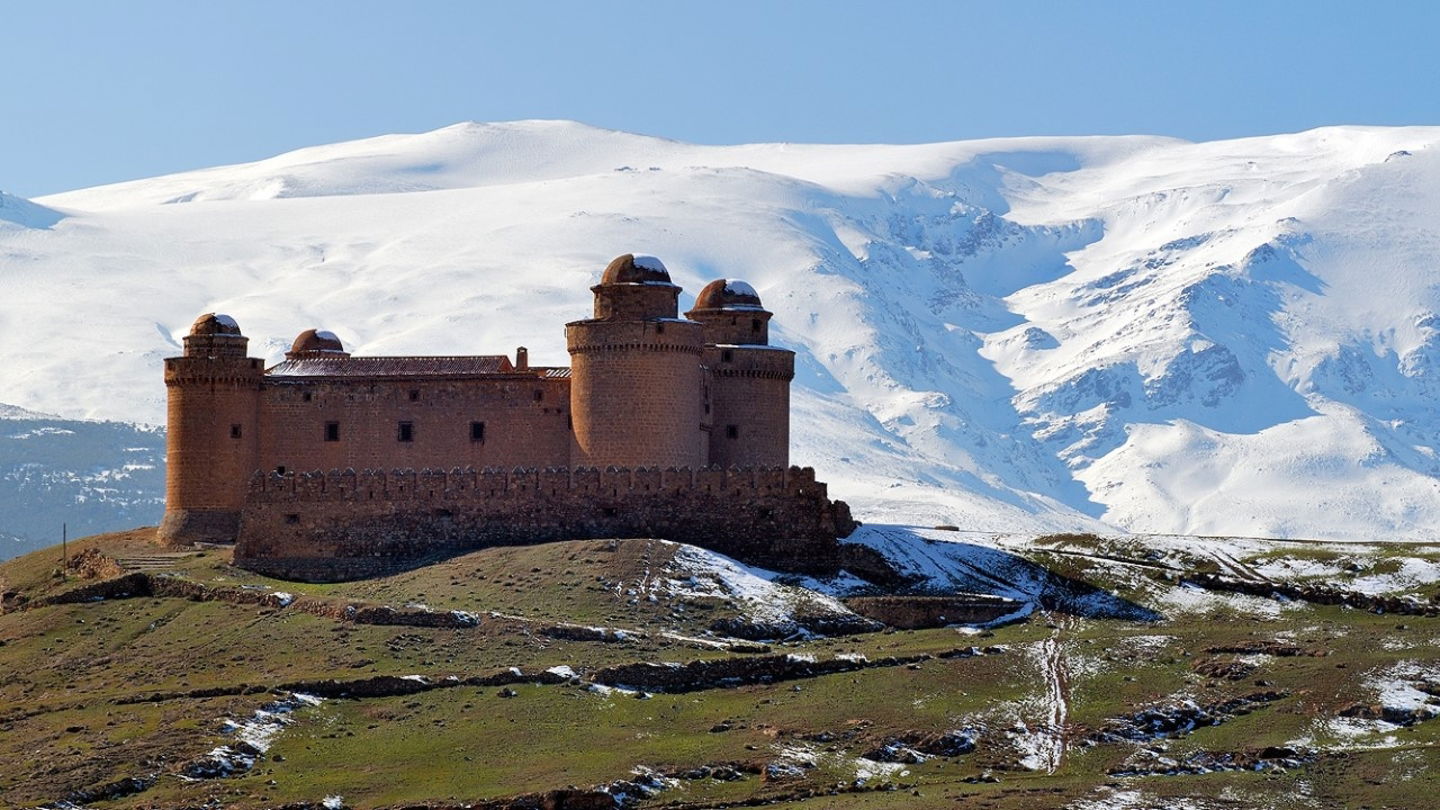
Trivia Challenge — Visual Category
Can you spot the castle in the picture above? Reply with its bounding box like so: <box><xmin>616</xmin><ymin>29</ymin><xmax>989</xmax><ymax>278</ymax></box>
<box><xmin>159</xmin><ymin>254</ymin><xmax>856</xmax><ymax>581</ymax></box>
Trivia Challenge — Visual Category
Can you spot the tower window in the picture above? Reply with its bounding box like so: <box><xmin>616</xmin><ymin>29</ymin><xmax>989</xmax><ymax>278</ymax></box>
<box><xmin>721</xmin><ymin>349</ymin><xmax>733</xmax><ymax>363</ymax></box>
<box><xmin>726</xmin><ymin>424</ymin><xmax>739</xmax><ymax>439</ymax></box>
<box><xmin>471</xmin><ymin>421</ymin><xmax>486</xmax><ymax>443</ymax></box>
<box><xmin>275</xmin><ymin>465</ymin><xmax>287</xmax><ymax>475</ymax></box>
<box><xmin>409</xmin><ymin>389</ymin><xmax>420</xmax><ymax>401</ymax></box>
<box><xmin>230</xmin><ymin>424</ymin><xmax>242</xmax><ymax>439</ymax></box>
<box><xmin>752</xmin><ymin>318</ymin><xmax>761</xmax><ymax>333</ymax></box>
<box><xmin>397</xmin><ymin>421</ymin><xmax>415</xmax><ymax>442</ymax></box>
<box><xmin>284</xmin><ymin>514</ymin><xmax>300</xmax><ymax>525</ymax></box>
<box><xmin>302</xmin><ymin>392</ymin><xmax>313</xmax><ymax>402</ymax></box>
<box><xmin>534</xmin><ymin>390</ymin><xmax>544</xmax><ymax>402</ymax></box>
<box><xmin>655</xmin><ymin>322</ymin><xmax>665</xmax><ymax>334</ymax></box>
<box><xmin>324</xmin><ymin>421</ymin><xmax>340</xmax><ymax>442</ymax></box>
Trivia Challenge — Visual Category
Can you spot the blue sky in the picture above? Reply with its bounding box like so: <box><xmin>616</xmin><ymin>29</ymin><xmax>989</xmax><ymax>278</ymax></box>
<box><xmin>4</xmin><ymin>0</ymin><xmax>1438</xmax><ymax>196</ymax></box>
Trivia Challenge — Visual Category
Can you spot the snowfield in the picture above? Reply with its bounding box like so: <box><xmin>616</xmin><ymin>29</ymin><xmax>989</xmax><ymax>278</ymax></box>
<box><xmin>5</xmin><ymin>120</ymin><xmax>1440</xmax><ymax>544</ymax></box>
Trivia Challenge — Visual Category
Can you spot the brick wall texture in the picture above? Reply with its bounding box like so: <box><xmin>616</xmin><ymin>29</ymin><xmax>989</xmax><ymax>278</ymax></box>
<box><xmin>234</xmin><ymin>466</ymin><xmax>855</xmax><ymax>582</ymax></box>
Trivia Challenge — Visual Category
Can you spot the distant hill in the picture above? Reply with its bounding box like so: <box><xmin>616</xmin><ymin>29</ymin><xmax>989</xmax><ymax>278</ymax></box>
<box><xmin>0</xmin><ymin>407</ymin><xmax>164</xmax><ymax>560</ymax></box>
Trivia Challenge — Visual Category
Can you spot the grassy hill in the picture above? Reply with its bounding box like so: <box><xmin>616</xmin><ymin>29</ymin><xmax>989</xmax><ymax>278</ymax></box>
<box><xmin>2</xmin><ymin>528</ymin><xmax>1438</xmax><ymax>809</ymax></box>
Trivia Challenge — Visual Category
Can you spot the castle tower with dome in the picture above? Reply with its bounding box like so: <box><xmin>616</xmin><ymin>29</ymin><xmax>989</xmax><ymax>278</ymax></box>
<box><xmin>158</xmin><ymin>254</ymin><xmax>852</xmax><ymax>580</ymax></box>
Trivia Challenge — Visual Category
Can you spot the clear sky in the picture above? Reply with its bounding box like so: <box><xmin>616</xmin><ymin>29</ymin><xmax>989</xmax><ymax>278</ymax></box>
<box><xmin>4</xmin><ymin>0</ymin><xmax>1438</xmax><ymax>197</ymax></box>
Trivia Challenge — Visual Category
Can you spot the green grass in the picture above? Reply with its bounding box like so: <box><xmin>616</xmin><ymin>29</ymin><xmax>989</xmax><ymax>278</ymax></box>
<box><xmin>3</xmin><ymin>529</ymin><xmax>1439</xmax><ymax>809</ymax></box>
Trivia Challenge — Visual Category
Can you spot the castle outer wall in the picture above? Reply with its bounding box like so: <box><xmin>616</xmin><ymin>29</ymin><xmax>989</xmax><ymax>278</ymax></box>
<box><xmin>236</xmin><ymin>466</ymin><xmax>854</xmax><ymax>582</ymax></box>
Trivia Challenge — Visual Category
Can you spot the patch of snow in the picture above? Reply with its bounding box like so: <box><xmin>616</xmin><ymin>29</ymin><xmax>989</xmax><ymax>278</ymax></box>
<box><xmin>631</xmin><ymin>254</ymin><xmax>667</xmax><ymax>273</ymax></box>
<box><xmin>723</xmin><ymin>279</ymin><xmax>758</xmax><ymax>297</ymax></box>
<box><xmin>185</xmin><ymin>693</ymin><xmax>322</xmax><ymax>779</ymax></box>
<box><xmin>663</xmin><ymin>544</ymin><xmax>854</xmax><ymax>625</ymax></box>
<box><xmin>546</xmin><ymin>665</ymin><xmax>577</xmax><ymax>679</ymax></box>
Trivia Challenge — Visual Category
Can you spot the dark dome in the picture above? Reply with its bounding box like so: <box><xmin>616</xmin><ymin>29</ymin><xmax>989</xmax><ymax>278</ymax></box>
<box><xmin>692</xmin><ymin>279</ymin><xmax>764</xmax><ymax>311</ymax></box>
<box><xmin>600</xmin><ymin>253</ymin><xmax>673</xmax><ymax>285</ymax></box>
<box><xmin>290</xmin><ymin>328</ymin><xmax>346</xmax><ymax>354</ymax></box>
<box><xmin>190</xmin><ymin>313</ymin><xmax>242</xmax><ymax>336</ymax></box>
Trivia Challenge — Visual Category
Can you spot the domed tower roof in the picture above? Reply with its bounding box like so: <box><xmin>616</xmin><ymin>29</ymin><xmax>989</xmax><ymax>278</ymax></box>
<box><xmin>691</xmin><ymin>279</ymin><xmax>765</xmax><ymax>311</ymax></box>
<box><xmin>190</xmin><ymin>312</ymin><xmax>242</xmax><ymax>336</ymax></box>
<box><xmin>286</xmin><ymin>328</ymin><xmax>349</xmax><ymax>358</ymax></box>
<box><xmin>600</xmin><ymin>253</ymin><xmax>674</xmax><ymax>286</ymax></box>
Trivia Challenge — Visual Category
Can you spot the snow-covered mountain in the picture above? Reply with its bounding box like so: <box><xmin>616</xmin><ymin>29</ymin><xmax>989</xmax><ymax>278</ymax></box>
<box><xmin>0</xmin><ymin>405</ymin><xmax>165</xmax><ymax>558</ymax></box>
<box><xmin>4</xmin><ymin>120</ymin><xmax>1440</xmax><ymax>548</ymax></box>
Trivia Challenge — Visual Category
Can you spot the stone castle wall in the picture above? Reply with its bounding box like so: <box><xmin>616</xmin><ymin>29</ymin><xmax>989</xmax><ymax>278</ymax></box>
<box><xmin>235</xmin><ymin>465</ymin><xmax>855</xmax><ymax>582</ymax></box>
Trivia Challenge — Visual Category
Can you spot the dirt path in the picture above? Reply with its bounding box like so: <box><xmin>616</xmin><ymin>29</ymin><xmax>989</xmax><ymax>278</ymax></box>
<box><xmin>1027</xmin><ymin>613</ymin><xmax>1073</xmax><ymax>775</ymax></box>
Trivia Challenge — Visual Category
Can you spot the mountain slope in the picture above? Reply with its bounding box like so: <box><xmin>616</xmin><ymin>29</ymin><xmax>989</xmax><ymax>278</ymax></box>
<box><xmin>5</xmin><ymin>121</ymin><xmax>1440</xmax><ymax>542</ymax></box>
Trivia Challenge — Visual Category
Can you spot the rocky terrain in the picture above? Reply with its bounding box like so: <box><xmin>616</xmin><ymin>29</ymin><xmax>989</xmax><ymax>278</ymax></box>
<box><xmin>1</xmin><ymin>527</ymin><xmax>1437</xmax><ymax>809</ymax></box>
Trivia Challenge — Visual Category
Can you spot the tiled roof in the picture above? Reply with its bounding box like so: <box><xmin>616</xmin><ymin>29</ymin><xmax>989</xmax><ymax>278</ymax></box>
<box><xmin>538</xmin><ymin>367</ymin><xmax>572</xmax><ymax>378</ymax></box>
<box><xmin>267</xmin><ymin>355</ymin><xmax>516</xmax><ymax>378</ymax></box>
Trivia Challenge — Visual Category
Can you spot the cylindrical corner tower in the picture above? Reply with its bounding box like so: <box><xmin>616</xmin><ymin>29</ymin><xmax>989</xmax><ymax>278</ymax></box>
<box><xmin>687</xmin><ymin>279</ymin><xmax>794</xmax><ymax>468</ymax></box>
<box><xmin>157</xmin><ymin>313</ymin><xmax>264</xmax><ymax>546</ymax></box>
<box><xmin>566</xmin><ymin>254</ymin><xmax>706</xmax><ymax>468</ymax></box>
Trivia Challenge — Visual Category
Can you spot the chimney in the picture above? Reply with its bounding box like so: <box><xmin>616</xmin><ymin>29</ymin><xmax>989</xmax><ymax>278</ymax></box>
<box><xmin>516</xmin><ymin>346</ymin><xmax>529</xmax><ymax>370</ymax></box>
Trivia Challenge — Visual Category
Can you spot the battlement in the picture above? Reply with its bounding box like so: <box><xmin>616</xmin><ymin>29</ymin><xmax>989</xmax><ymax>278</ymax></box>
<box><xmin>236</xmin><ymin>463</ymin><xmax>854</xmax><ymax>582</ymax></box>
<box><xmin>248</xmin><ymin>465</ymin><xmax>824</xmax><ymax>503</ymax></box>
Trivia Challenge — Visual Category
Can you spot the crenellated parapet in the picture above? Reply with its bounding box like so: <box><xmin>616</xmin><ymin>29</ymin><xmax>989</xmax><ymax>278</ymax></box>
<box><xmin>247</xmin><ymin>465</ymin><xmax>824</xmax><ymax>502</ymax></box>
<box><xmin>235</xmin><ymin>463</ymin><xmax>853</xmax><ymax>583</ymax></box>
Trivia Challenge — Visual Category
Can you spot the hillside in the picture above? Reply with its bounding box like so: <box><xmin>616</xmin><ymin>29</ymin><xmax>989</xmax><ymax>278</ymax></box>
<box><xmin>3</xmin><ymin>121</ymin><xmax>1440</xmax><ymax>541</ymax></box>
<box><xmin>0</xmin><ymin>407</ymin><xmax>164</xmax><ymax>559</ymax></box>
<box><xmin>2</xmin><ymin>528</ymin><xmax>1438</xmax><ymax>808</ymax></box>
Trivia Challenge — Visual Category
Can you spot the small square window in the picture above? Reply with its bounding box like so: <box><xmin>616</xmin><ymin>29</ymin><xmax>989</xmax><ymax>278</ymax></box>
<box><xmin>409</xmin><ymin>389</ymin><xmax>420</xmax><ymax>401</ymax></box>
<box><xmin>534</xmin><ymin>390</ymin><xmax>544</xmax><ymax>402</ymax></box>
<box><xmin>230</xmin><ymin>424</ymin><xmax>242</xmax><ymax>439</ymax></box>
<box><xmin>397</xmin><ymin>421</ymin><xmax>414</xmax><ymax>442</ymax></box>
<box><xmin>284</xmin><ymin>513</ymin><xmax>300</xmax><ymax>525</ymax></box>
<box><xmin>302</xmin><ymin>392</ymin><xmax>313</xmax><ymax>402</ymax></box>
<box><xmin>752</xmin><ymin>318</ymin><xmax>762</xmax><ymax>333</ymax></box>
<box><xmin>324</xmin><ymin>421</ymin><xmax>340</xmax><ymax>442</ymax></box>
<box><xmin>655</xmin><ymin>322</ymin><xmax>665</xmax><ymax>334</ymax></box>
<box><xmin>725</xmin><ymin>424</ymin><xmax>739</xmax><ymax>439</ymax></box>
<box><xmin>470</xmin><ymin>421</ymin><xmax>486</xmax><ymax>443</ymax></box>
<box><xmin>721</xmin><ymin>349</ymin><xmax>733</xmax><ymax>363</ymax></box>
<box><xmin>275</xmin><ymin>465</ymin><xmax>287</xmax><ymax>475</ymax></box>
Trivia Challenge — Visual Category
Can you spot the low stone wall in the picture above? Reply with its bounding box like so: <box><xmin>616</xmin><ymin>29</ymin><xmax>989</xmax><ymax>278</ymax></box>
<box><xmin>843</xmin><ymin>594</ymin><xmax>1022</xmax><ymax>629</ymax></box>
<box><xmin>235</xmin><ymin>465</ymin><xmax>856</xmax><ymax>582</ymax></box>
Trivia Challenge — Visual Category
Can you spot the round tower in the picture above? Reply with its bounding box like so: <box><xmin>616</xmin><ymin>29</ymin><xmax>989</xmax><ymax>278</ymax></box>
<box><xmin>157</xmin><ymin>313</ymin><xmax>264</xmax><ymax>546</ymax></box>
<box><xmin>566</xmin><ymin>254</ymin><xmax>707</xmax><ymax>468</ymax></box>
<box><xmin>687</xmin><ymin>279</ymin><xmax>794</xmax><ymax>468</ymax></box>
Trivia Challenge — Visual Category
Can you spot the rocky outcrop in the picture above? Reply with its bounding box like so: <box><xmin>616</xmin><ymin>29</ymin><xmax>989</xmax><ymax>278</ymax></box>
<box><xmin>1182</xmin><ymin>573</ymin><xmax>1440</xmax><ymax>617</ymax></box>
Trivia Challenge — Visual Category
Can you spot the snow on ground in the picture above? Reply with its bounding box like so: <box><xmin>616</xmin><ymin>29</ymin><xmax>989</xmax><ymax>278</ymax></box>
<box><xmin>185</xmin><ymin>693</ymin><xmax>322</xmax><ymax>779</ymax></box>
<box><xmin>1291</xmin><ymin>660</ymin><xmax>1440</xmax><ymax>751</ymax></box>
<box><xmin>662</xmin><ymin>544</ymin><xmax>856</xmax><ymax>624</ymax></box>
<box><xmin>7</xmin><ymin>122</ymin><xmax>1440</xmax><ymax>544</ymax></box>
